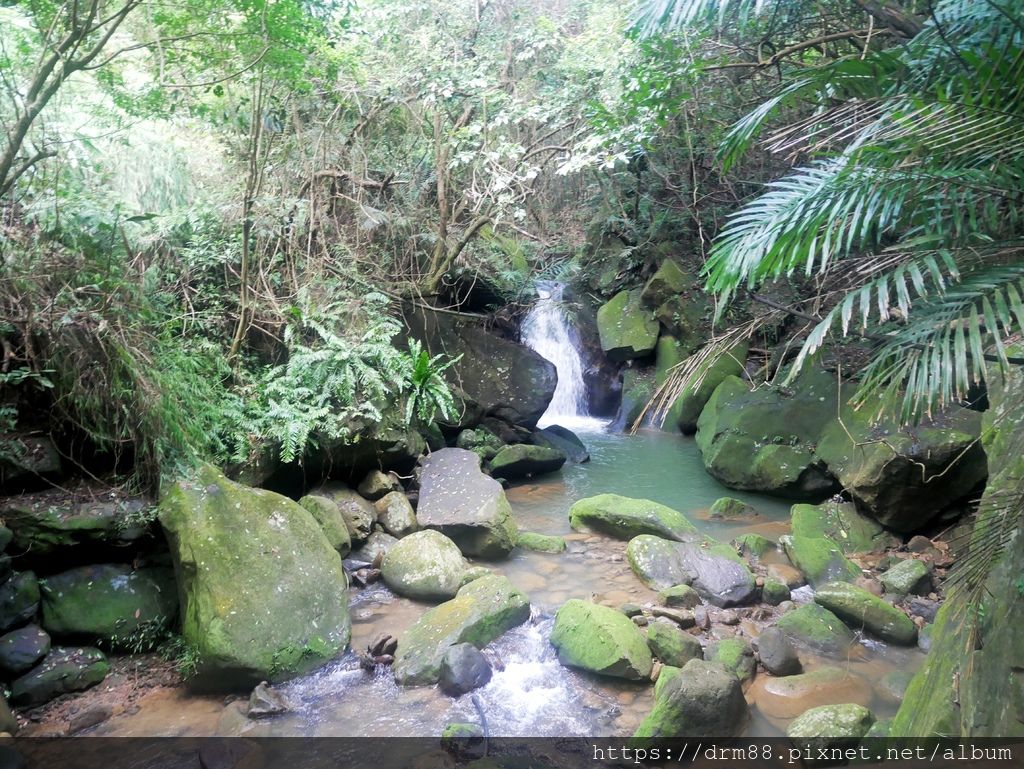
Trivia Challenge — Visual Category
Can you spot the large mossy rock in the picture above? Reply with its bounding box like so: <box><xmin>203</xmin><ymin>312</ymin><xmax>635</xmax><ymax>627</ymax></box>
<box><xmin>159</xmin><ymin>464</ymin><xmax>351</xmax><ymax>689</ymax></box>
<box><xmin>417</xmin><ymin>449</ymin><xmax>518</xmax><ymax>559</ymax></box>
<box><xmin>613</xmin><ymin>366</ymin><xmax>656</xmax><ymax>430</ymax></box>
<box><xmin>775</xmin><ymin>603</ymin><xmax>855</xmax><ymax>657</ymax></box>
<box><xmin>695</xmin><ymin>371</ymin><xmax>839</xmax><ymax>499</ymax></box>
<box><xmin>486</xmin><ymin>444</ymin><xmax>566</xmax><ymax>481</ymax></box>
<box><xmin>39</xmin><ymin>564</ymin><xmax>177</xmax><ymax>646</ymax></box>
<box><xmin>814</xmin><ymin>582</ymin><xmax>917</xmax><ymax>645</ymax></box>
<box><xmin>880</xmin><ymin>558</ymin><xmax>931</xmax><ymax>596</ymax></box>
<box><xmin>381</xmin><ymin>530</ymin><xmax>467</xmax><ymax>601</ymax></box>
<box><xmin>374</xmin><ymin>491</ymin><xmax>419</xmax><ymax>539</ymax></box>
<box><xmin>781</xmin><ymin>535</ymin><xmax>861</xmax><ymax>587</ymax></box>
<box><xmin>706</xmin><ymin>638</ymin><xmax>756</xmax><ymax>683</ymax></box>
<box><xmin>392</xmin><ymin>575</ymin><xmax>530</xmax><ymax>686</ymax></box>
<box><xmin>532</xmin><ymin>425</ymin><xmax>589</xmax><ymax>464</ymax></box>
<box><xmin>674</xmin><ymin>343</ymin><xmax>749</xmax><ymax>434</ymax></box>
<box><xmin>816</xmin><ymin>405</ymin><xmax>987</xmax><ymax>532</ymax></box>
<box><xmin>596</xmin><ymin>289</ymin><xmax>659</xmax><ymax>362</ymax></box>
<box><xmin>646</xmin><ymin>621</ymin><xmax>703</xmax><ymax>667</ymax></box>
<box><xmin>786</xmin><ymin>703</ymin><xmax>875</xmax><ymax>750</ymax></box>
<box><xmin>404</xmin><ymin>308</ymin><xmax>556</xmax><ymax>429</ymax></box>
<box><xmin>549</xmin><ymin>599</ymin><xmax>653</xmax><ymax>681</ymax></box>
<box><xmin>640</xmin><ymin>260</ymin><xmax>691</xmax><ymax>310</ymax></box>
<box><xmin>569</xmin><ymin>494</ymin><xmax>697</xmax><ymax>541</ymax></box>
<box><xmin>10</xmin><ymin>646</ymin><xmax>109</xmax><ymax>706</ymax></box>
<box><xmin>633</xmin><ymin>659</ymin><xmax>747</xmax><ymax>737</ymax></box>
<box><xmin>791</xmin><ymin>500</ymin><xmax>895</xmax><ymax>554</ymax></box>
<box><xmin>309</xmin><ymin>483</ymin><xmax>377</xmax><ymax>544</ymax></box>
<box><xmin>0</xmin><ymin>490</ymin><xmax>153</xmax><ymax>555</ymax></box>
<box><xmin>626</xmin><ymin>534</ymin><xmax>756</xmax><ymax>607</ymax></box>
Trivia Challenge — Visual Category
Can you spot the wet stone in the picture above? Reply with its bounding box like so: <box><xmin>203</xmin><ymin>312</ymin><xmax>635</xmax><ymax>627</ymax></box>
<box><xmin>438</xmin><ymin>643</ymin><xmax>493</xmax><ymax>697</ymax></box>
<box><xmin>0</xmin><ymin>625</ymin><xmax>50</xmax><ymax>677</ymax></box>
<box><xmin>247</xmin><ymin>681</ymin><xmax>290</xmax><ymax>718</ymax></box>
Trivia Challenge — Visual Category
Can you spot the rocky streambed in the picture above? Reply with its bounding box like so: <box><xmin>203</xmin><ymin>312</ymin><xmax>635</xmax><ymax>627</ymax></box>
<box><xmin>15</xmin><ymin>428</ymin><xmax>941</xmax><ymax>739</ymax></box>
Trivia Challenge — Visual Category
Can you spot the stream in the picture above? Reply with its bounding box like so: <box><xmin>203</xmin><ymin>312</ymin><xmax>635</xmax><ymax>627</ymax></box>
<box><xmin>89</xmin><ymin>283</ymin><xmax>926</xmax><ymax>738</ymax></box>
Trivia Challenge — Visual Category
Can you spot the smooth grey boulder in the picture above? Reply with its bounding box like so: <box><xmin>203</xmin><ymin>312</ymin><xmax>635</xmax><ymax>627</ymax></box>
<box><xmin>627</xmin><ymin>534</ymin><xmax>757</xmax><ymax>607</ymax></box>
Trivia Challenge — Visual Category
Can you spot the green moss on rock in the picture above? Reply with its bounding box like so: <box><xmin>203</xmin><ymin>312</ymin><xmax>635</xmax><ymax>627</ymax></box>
<box><xmin>781</xmin><ymin>534</ymin><xmax>861</xmax><ymax>587</ymax></box>
<box><xmin>298</xmin><ymin>494</ymin><xmax>352</xmax><ymax>556</ymax></box>
<box><xmin>596</xmin><ymin>290</ymin><xmax>659</xmax><ymax>362</ymax></box>
<box><xmin>569</xmin><ymin>494</ymin><xmax>697</xmax><ymax>541</ymax></box>
<box><xmin>646</xmin><ymin>621</ymin><xmax>702</xmax><ymax>667</ymax></box>
<box><xmin>814</xmin><ymin>582</ymin><xmax>917</xmax><ymax>645</ymax></box>
<box><xmin>516</xmin><ymin>531</ymin><xmax>566</xmax><ymax>553</ymax></box>
<box><xmin>550</xmin><ymin>599</ymin><xmax>653</xmax><ymax>681</ymax></box>
<box><xmin>775</xmin><ymin>603</ymin><xmax>855</xmax><ymax>657</ymax></box>
<box><xmin>790</xmin><ymin>500</ymin><xmax>895</xmax><ymax>554</ymax></box>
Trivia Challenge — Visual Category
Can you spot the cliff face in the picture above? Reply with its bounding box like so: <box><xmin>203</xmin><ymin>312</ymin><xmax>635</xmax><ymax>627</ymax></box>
<box><xmin>891</xmin><ymin>345</ymin><xmax>1024</xmax><ymax>737</ymax></box>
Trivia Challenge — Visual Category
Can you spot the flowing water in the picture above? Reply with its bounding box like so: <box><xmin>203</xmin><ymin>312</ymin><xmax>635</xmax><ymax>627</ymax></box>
<box><xmin>92</xmin><ymin>292</ymin><xmax>925</xmax><ymax>738</ymax></box>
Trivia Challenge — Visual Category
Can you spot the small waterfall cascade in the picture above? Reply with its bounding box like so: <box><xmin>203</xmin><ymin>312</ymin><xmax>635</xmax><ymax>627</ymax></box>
<box><xmin>521</xmin><ymin>281</ymin><xmax>594</xmax><ymax>429</ymax></box>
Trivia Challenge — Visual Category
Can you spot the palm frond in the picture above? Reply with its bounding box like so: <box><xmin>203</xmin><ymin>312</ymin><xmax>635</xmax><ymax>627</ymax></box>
<box><xmin>630</xmin><ymin>0</ymin><xmax>768</xmax><ymax>37</ymax></box>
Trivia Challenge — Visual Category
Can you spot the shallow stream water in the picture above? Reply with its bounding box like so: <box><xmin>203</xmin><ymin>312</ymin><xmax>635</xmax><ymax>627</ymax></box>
<box><xmin>94</xmin><ymin>425</ymin><xmax>925</xmax><ymax>738</ymax></box>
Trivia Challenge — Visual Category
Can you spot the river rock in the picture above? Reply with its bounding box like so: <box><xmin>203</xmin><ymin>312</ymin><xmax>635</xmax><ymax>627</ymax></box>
<box><xmin>374</xmin><ymin>492</ymin><xmax>418</xmax><ymax>538</ymax></box>
<box><xmin>775</xmin><ymin>603</ymin><xmax>855</xmax><ymax>657</ymax></box>
<box><xmin>709</xmin><ymin>497</ymin><xmax>759</xmax><ymax>520</ymax></box>
<box><xmin>786</xmin><ymin>703</ymin><xmax>875</xmax><ymax>750</ymax></box>
<box><xmin>392</xmin><ymin>575</ymin><xmax>529</xmax><ymax>685</ymax></box>
<box><xmin>516</xmin><ymin>531</ymin><xmax>566</xmax><ymax>553</ymax></box>
<box><xmin>0</xmin><ymin>695</ymin><xmax>16</xmax><ymax>735</ymax></box>
<box><xmin>438</xmin><ymin>643</ymin><xmax>492</xmax><ymax>696</ymax></box>
<box><xmin>766</xmin><ymin>563</ymin><xmax>804</xmax><ymax>589</ymax></box>
<box><xmin>813</xmin><ymin>582</ymin><xmax>917</xmax><ymax>645</ymax></box>
<box><xmin>487</xmin><ymin>444</ymin><xmax>566</xmax><ymax>481</ymax></box>
<box><xmin>752</xmin><ymin>667</ymin><xmax>872</xmax><ymax>719</ymax></box>
<box><xmin>695</xmin><ymin>371</ymin><xmax>839</xmax><ymax>498</ymax></box>
<box><xmin>404</xmin><ymin>309</ymin><xmax>557</xmax><ymax>429</ymax></box>
<box><xmin>613</xmin><ymin>366</ymin><xmax>655</xmax><ymax>430</ymax></box>
<box><xmin>816</xmin><ymin>405</ymin><xmax>987</xmax><ymax>532</ymax></box>
<box><xmin>550</xmin><ymin>599</ymin><xmax>653</xmax><ymax>681</ymax></box>
<box><xmin>673</xmin><ymin>342</ymin><xmax>749</xmax><ymax>433</ymax></box>
<box><xmin>351</xmin><ymin>530</ymin><xmax>397</xmax><ymax>563</ymax></box>
<box><xmin>596</xmin><ymin>289</ymin><xmax>659</xmax><ymax>362</ymax></box>
<box><xmin>733</xmin><ymin>533</ymin><xmax>775</xmax><ymax>557</ymax></box>
<box><xmin>417</xmin><ymin>449</ymin><xmax>518</xmax><ymax>559</ymax></box>
<box><xmin>0</xmin><ymin>571</ymin><xmax>38</xmax><ymax>632</ymax></box>
<box><xmin>790</xmin><ymin>500</ymin><xmax>895</xmax><ymax>554</ymax></box>
<box><xmin>634</xmin><ymin>659</ymin><xmax>747</xmax><ymax>737</ymax></box>
<box><xmin>0</xmin><ymin>625</ymin><xmax>50</xmax><ymax>676</ymax></box>
<box><xmin>455</xmin><ymin>428</ymin><xmax>505</xmax><ymax>461</ymax></box>
<box><xmin>781</xmin><ymin>535</ymin><xmax>861</xmax><ymax>587</ymax></box>
<box><xmin>357</xmin><ymin>470</ymin><xmax>401</xmax><ymax>501</ymax></box>
<box><xmin>569</xmin><ymin>494</ymin><xmax>697</xmax><ymax>541</ymax></box>
<box><xmin>646</xmin><ymin>621</ymin><xmax>703</xmax><ymax>667</ymax></box>
<box><xmin>762</xmin><ymin>579</ymin><xmax>790</xmax><ymax>606</ymax></box>
<box><xmin>532</xmin><ymin>425</ymin><xmax>589</xmax><ymax>463</ymax></box>
<box><xmin>247</xmin><ymin>681</ymin><xmax>289</xmax><ymax>718</ymax></box>
<box><xmin>754</xmin><ymin>627</ymin><xmax>800</xmax><ymax>676</ymax></box>
<box><xmin>706</xmin><ymin>638</ymin><xmax>756</xmax><ymax>683</ymax></box>
<box><xmin>39</xmin><ymin>564</ymin><xmax>177</xmax><ymax>647</ymax></box>
<box><xmin>381</xmin><ymin>530</ymin><xmax>467</xmax><ymax>601</ymax></box>
<box><xmin>0</xmin><ymin>435</ymin><xmax>61</xmax><ymax>488</ymax></box>
<box><xmin>0</xmin><ymin>489</ymin><xmax>153</xmax><ymax>555</ymax></box>
<box><xmin>658</xmin><ymin>584</ymin><xmax>701</xmax><ymax>609</ymax></box>
<box><xmin>880</xmin><ymin>558</ymin><xmax>931</xmax><ymax>596</ymax></box>
<box><xmin>626</xmin><ymin>534</ymin><xmax>757</xmax><ymax>607</ymax></box>
<box><xmin>298</xmin><ymin>495</ymin><xmax>352</xmax><ymax>556</ymax></box>
<box><xmin>159</xmin><ymin>464</ymin><xmax>351</xmax><ymax>689</ymax></box>
<box><xmin>10</xmin><ymin>646</ymin><xmax>109</xmax><ymax>706</ymax></box>
<box><xmin>310</xmin><ymin>483</ymin><xmax>377</xmax><ymax>544</ymax></box>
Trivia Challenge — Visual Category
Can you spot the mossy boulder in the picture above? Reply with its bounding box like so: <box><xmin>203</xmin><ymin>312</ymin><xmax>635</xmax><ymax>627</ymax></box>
<box><xmin>532</xmin><ymin>425</ymin><xmax>589</xmax><ymax>464</ymax></box>
<box><xmin>633</xmin><ymin>659</ymin><xmax>747</xmax><ymax>737</ymax></box>
<box><xmin>569</xmin><ymin>494</ymin><xmax>697</xmax><ymax>541</ymax></box>
<box><xmin>159</xmin><ymin>464</ymin><xmax>351</xmax><ymax>689</ymax></box>
<box><xmin>516</xmin><ymin>531</ymin><xmax>566</xmax><ymax>553</ymax></box>
<box><xmin>646</xmin><ymin>621</ymin><xmax>703</xmax><ymax>667</ymax></box>
<box><xmin>298</xmin><ymin>495</ymin><xmax>352</xmax><ymax>556</ymax></box>
<box><xmin>374</xmin><ymin>492</ymin><xmax>419</xmax><ymax>539</ymax></box>
<box><xmin>709</xmin><ymin>497</ymin><xmax>759</xmax><ymax>520</ymax></box>
<box><xmin>813</xmin><ymin>582</ymin><xmax>917</xmax><ymax>645</ymax></box>
<box><xmin>487</xmin><ymin>444</ymin><xmax>566</xmax><ymax>481</ymax></box>
<box><xmin>0</xmin><ymin>490</ymin><xmax>154</xmax><ymax>555</ymax></box>
<box><xmin>310</xmin><ymin>483</ymin><xmax>377</xmax><ymax>544</ymax></box>
<box><xmin>10</xmin><ymin>646</ymin><xmax>109</xmax><ymax>706</ymax></box>
<box><xmin>775</xmin><ymin>603</ymin><xmax>855</xmax><ymax>657</ymax></box>
<box><xmin>39</xmin><ymin>564</ymin><xmax>177</xmax><ymax>647</ymax></box>
<box><xmin>417</xmin><ymin>449</ymin><xmax>518</xmax><ymax>559</ymax></box>
<box><xmin>392</xmin><ymin>575</ymin><xmax>530</xmax><ymax>686</ymax></box>
<box><xmin>0</xmin><ymin>625</ymin><xmax>50</xmax><ymax>676</ymax></box>
<box><xmin>627</xmin><ymin>534</ymin><xmax>757</xmax><ymax>607</ymax></box>
<box><xmin>456</xmin><ymin>428</ymin><xmax>506</xmax><ymax>462</ymax></box>
<box><xmin>658</xmin><ymin>584</ymin><xmax>701</xmax><ymax>609</ymax></box>
<box><xmin>880</xmin><ymin>558</ymin><xmax>931</xmax><ymax>596</ymax></box>
<box><xmin>613</xmin><ymin>366</ymin><xmax>656</xmax><ymax>430</ymax></box>
<box><xmin>381</xmin><ymin>530</ymin><xmax>467</xmax><ymax>601</ymax></box>
<box><xmin>781</xmin><ymin>534</ymin><xmax>861</xmax><ymax>587</ymax></box>
<box><xmin>816</xmin><ymin>405</ymin><xmax>987</xmax><ymax>532</ymax></box>
<box><xmin>0</xmin><ymin>571</ymin><xmax>39</xmax><ymax>632</ymax></box>
<box><xmin>786</xmin><ymin>703</ymin><xmax>875</xmax><ymax>750</ymax></box>
<box><xmin>733</xmin><ymin>533</ymin><xmax>775</xmax><ymax>558</ymax></box>
<box><xmin>650</xmin><ymin>335</ymin><xmax>688</xmax><ymax>429</ymax></box>
<box><xmin>674</xmin><ymin>343</ymin><xmax>749</xmax><ymax>434</ymax></box>
<box><xmin>596</xmin><ymin>289</ymin><xmax>659</xmax><ymax>362</ymax></box>
<box><xmin>790</xmin><ymin>500</ymin><xmax>895</xmax><ymax>554</ymax></box>
<box><xmin>762</xmin><ymin>579</ymin><xmax>791</xmax><ymax>606</ymax></box>
<box><xmin>357</xmin><ymin>470</ymin><xmax>401</xmax><ymax>501</ymax></box>
<box><xmin>640</xmin><ymin>260</ymin><xmax>691</xmax><ymax>309</ymax></box>
<box><xmin>707</xmin><ymin>638</ymin><xmax>756</xmax><ymax>683</ymax></box>
<box><xmin>550</xmin><ymin>599</ymin><xmax>653</xmax><ymax>681</ymax></box>
<box><xmin>695</xmin><ymin>371</ymin><xmax>839</xmax><ymax>499</ymax></box>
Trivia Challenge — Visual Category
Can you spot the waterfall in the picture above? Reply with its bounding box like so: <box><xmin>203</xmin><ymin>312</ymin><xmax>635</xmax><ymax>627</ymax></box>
<box><xmin>521</xmin><ymin>281</ymin><xmax>595</xmax><ymax>429</ymax></box>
